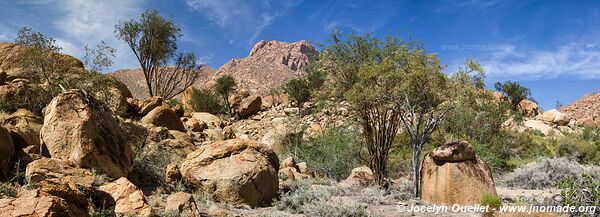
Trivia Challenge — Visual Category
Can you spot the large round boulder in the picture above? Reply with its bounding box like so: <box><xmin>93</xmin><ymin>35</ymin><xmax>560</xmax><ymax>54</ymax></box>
<box><xmin>40</xmin><ymin>90</ymin><xmax>134</xmax><ymax>178</ymax></box>
<box><xmin>517</xmin><ymin>99</ymin><xmax>541</xmax><ymax>117</ymax></box>
<box><xmin>540</xmin><ymin>109</ymin><xmax>572</xmax><ymax>126</ymax></box>
<box><xmin>141</xmin><ymin>105</ymin><xmax>185</xmax><ymax>132</ymax></box>
<box><xmin>238</xmin><ymin>95</ymin><xmax>262</xmax><ymax>117</ymax></box>
<box><xmin>180</xmin><ymin>139</ymin><xmax>279</xmax><ymax>207</ymax></box>
<box><xmin>421</xmin><ymin>141</ymin><xmax>497</xmax><ymax>205</ymax></box>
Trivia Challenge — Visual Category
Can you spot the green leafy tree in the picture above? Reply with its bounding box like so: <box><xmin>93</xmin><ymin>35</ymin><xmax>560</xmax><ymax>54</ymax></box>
<box><xmin>323</xmin><ymin>32</ymin><xmax>451</xmax><ymax>194</ymax></box>
<box><xmin>189</xmin><ymin>87</ymin><xmax>226</xmax><ymax>114</ymax></box>
<box><xmin>15</xmin><ymin>27</ymin><xmax>67</xmax><ymax>88</ymax></box>
<box><xmin>283</xmin><ymin>58</ymin><xmax>326</xmax><ymax>109</ymax></box>
<box><xmin>115</xmin><ymin>9</ymin><xmax>200</xmax><ymax>99</ymax></box>
<box><xmin>214</xmin><ymin>75</ymin><xmax>236</xmax><ymax>114</ymax></box>
<box><xmin>320</xmin><ymin>30</ymin><xmax>381</xmax><ymax>96</ymax></box>
<box><xmin>494</xmin><ymin>80</ymin><xmax>531</xmax><ymax>110</ymax></box>
<box><xmin>84</xmin><ymin>40</ymin><xmax>116</xmax><ymax>73</ymax></box>
<box><xmin>392</xmin><ymin>44</ymin><xmax>451</xmax><ymax>197</ymax></box>
<box><xmin>284</xmin><ymin>78</ymin><xmax>311</xmax><ymax>108</ymax></box>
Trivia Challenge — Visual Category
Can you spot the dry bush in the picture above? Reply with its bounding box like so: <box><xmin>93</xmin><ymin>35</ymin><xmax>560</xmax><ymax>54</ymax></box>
<box><xmin>501</xmin><ymin>157</ymin><xmax>600</xmax><ymax>189</ymax></box>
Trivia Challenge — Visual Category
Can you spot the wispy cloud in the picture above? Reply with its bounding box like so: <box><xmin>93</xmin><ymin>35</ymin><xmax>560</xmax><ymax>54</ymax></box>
<box><xmin>51</xmin><ymin>0</ymin><xmax>143</xmax><ymax>71</ymax></box>
<box><xmin>313</xmin><ymin>0</ymin><xmax>399</xmax><ymax>34</ymax></box>
<box><xmin>0</xmin><ymin>0</ymin><xmax>143</xmax><ymax>71</ymax></box>
<box><xmin>482</xmin><ymin>43</ymin><xmax>600</xmax><ymax>79</ymax></box>
<box><xmin>185</xmin><ymin>0</ymin><xmax>301</xmax><ymax>47</ymax></box>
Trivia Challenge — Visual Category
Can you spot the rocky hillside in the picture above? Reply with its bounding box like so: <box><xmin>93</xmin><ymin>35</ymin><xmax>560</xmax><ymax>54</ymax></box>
<box><xmin>109</xmin><ymin>66</ymin><xmax>216</xmax><ymax>99</ymax></box>
<box><xmin>205</xmin><ymin>40</ymin><xmax>317</xmax><ymax>95</ymax></box>
<box><xmin>560</xmin><ymin>91</ymin><xmax>600</xmax><ymax>122</ymax></box>
<box><xmin>111</xmin><ymin>40</ymin><xmax>318</xmax><ymax>98</ymax></box>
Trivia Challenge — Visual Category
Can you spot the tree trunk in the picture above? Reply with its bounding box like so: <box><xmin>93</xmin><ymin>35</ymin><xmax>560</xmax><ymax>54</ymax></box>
<box><xmin>412</xmin><ymin>145</ymin><xmax>422</xmax><ymax>198</ymax></box>
<box><xmin>370</xmin><ymin>153</ymin><xmax>384</xmax><ymax>187</ymax></box>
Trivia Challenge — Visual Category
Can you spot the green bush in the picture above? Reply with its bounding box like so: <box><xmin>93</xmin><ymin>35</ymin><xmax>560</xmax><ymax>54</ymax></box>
<box><xmin>494</xmin><ymin>80</ymin><xmax>532</xmax><ymax>110</ymax></box>
<box><xmin>284</xmin><ymin>78</ymin><xmax>311</xmax><ymax>107</ymax></box>
<box><xmin>480</xmin><ymin>192</ymin><xmax>502</xmax><ymax>208</ymax></box>
<box><xmin>189</xmin><ymin>87</ymin><xmax>226</xmax><ymax>114</ymax></box>
<box><xmin>554</xmin><ymin>134</ymin><xmax>600</xmax><ymax>165</ymax></box>
<box><xmin>129</xmin><ymin>151</ymin><xmax>170</xmax><ymax>193</ymax></box>
<box><xmin>289</xmin><ymin>127</ymin><xmax>365</xmax><ymax>180</ymax></box>
<box><xmin>555</xmin><ymin>174</ymin><xmax>599</xmax><ymax>216</ymax></box>
<box><xmin>214</xmin><ymin>75</ymin><xmax>236</xmax><ymax>114</ymax></box>
<box><xmin>91</xmin><ymin>209</ymin><xmax>116</xmax><ymax>217</ymax></box>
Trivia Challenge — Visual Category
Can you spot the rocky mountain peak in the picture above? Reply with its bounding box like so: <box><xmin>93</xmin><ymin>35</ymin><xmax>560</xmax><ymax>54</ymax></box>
<box><xmin>246</xmin><ymin>40</ymin><xmax>317</xmax><ymax>71</ymax></box>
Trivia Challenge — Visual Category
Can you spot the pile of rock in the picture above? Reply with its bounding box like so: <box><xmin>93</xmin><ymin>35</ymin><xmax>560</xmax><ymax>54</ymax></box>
<box><xmin>279</xmin><ymin>157</ymin><xmax>314</xmax><ymax>187</ymax></box>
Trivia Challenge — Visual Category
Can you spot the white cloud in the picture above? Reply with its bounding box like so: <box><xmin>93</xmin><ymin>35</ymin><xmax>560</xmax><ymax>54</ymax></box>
<box><xmin>51</xmin><ymin>0</ymin><xmax>143</xmax><ymax>71</ymax></box>
<box><xmin>482</xmin><ymin>43</ymin><xmax>600</xmax><ymax>79</ymax></box>
<box><xmin>186</xmin><ymin>0</ymin><xmax>301</xmax><ymax>47</ymax></box>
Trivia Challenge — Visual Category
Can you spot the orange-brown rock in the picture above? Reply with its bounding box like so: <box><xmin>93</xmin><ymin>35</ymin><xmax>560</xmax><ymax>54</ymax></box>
<box><xmin>421</xmin><ymin>141</ymin><xmax>497</xmax><ymax>205</ymax></box>
<box><xmin>180</xmin><ymin>139</ymin><xmax>279</xmax><ymax>207</ymax></box>
<box><xmin>40</xmin><ymin>90</ymin><xmax>134</xmax><ymax>178</ymax></box>
<box><xmin>345</xmin><ymin>166</ymin><xmax>374</xmax><ymax>186</ymax></box>
<box><xmin>0</xmin><ymin>126</ymin><xmax>14</xmax><ymax>178</ymax></box>
<box><xmin>430</xmin><ymin>141</ymin><xmax>475</xmax><ymax>162</ymax></box>
<box><xmin>95</xmin><ymin>177</ymin><xmax>154</xmax><ymax>217</ymax></box>
<box><xmin>540</xmin><ymin>109</ymin><xmax>572</xmax><ymax>126</ymax></box>
<box><xmin>0</xmin><ymin>188</ymin><xmax>88</xmax><ymax>217</ymax></box>
<box><xmin>517</xmin><ymin>99</ymin><xmax>541</xmax><ymax>117</ymax></box>
<box><xmin>165</xmin><ymin>192</ymin><xmax>200</xmax><ymax>217</ymax></box>
<box><xmin>560</xmin><ymin>91</ymin><xmax>600</xmax><ymax>121</ymax></box>
<box><xmin>25</xmin><ymin>158</ymin><xmax>95</xmax><ymax>187</ymax></box>
<box><xmin>141</xmin><ymin>105</ymin><xmax>185</xmax><ymax>131</ymax></box>
<box><xmin>238</xmin><ymin>95</ymin><xmax>262</xmax><ymax>117</ymax></box>
<box><xmin>2</xmin><ymin>109</ymin><xmax>42</xmax><ymax>150</ymax></box>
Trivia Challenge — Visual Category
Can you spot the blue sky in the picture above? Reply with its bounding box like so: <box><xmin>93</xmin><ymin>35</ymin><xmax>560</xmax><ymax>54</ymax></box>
<box><xmin>1</xmin><ymin>0</ymin><xmax>599</xmax><ymax>110</ymax></box>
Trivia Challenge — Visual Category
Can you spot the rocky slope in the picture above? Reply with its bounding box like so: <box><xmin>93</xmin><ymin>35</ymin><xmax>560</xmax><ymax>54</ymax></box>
<box><xmin>560</xmin><ymin>91</ymin><xmax>600</xmax><ymax>122</ymax></box>
<box><xmin>109</xmin><ymin>66</ymin><xmax>217</xmax><ymax>99</ymax></box>
<box><xmin>111</xmin><ymin>40</ymin><xmax>318</xmax><ymax>98</ymax></box>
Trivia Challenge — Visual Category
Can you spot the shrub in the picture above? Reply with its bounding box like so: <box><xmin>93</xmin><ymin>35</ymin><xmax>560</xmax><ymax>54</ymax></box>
<box><xmin>189</xmin><ymin>87</ymin><xmax>226</xmax><ymax>114</ymax></box>
<box><xmin>494</xmin><ymin>80</ymin><xmax>531</xmax><ymax>111</ymax></box>
<box><xmin>91</xmin><ymin>209</ymin><xmax>116</xmax><ymax>217</ymax></box>
<box><xmin>555</xmin><ymin>174</ymin><xmax>599</xmax><ymax>214</ymax></box>
<box><xmin>480</xmin><ymin>192</ymin><xmax>502</xmax><ymax>208</ymax></box>
<box><xmin>129</xmin><ymin>151</ymin><xmax>170</xmax><ymax>193</ymax></box>
<box><xmin>289</xmin><ymin>127</ymin><xmax>366</xmax><ymax>180</ymax></box>
<box><xmin>274</xmin><ymin>180</ymin><xmax>366</xmax><ymax>217</ymax></box>
<box><xmin>501</xmin><ymin>158</ymin><xmax>600</xmax><ymax>189</ymax></box>
<box><xmin>284</xmin><ymin>78</ymin><xmax>311</xmax><ymax>108</ymax></box>
<box><xmin>214</xmin><ymin>75</ymin><xmax>236</xmax><ymax>114</ymax></box>
<box><xmin>554</xmin><ymin>134</ymin><xmax>600</xmax><ymax>165</ymax></box>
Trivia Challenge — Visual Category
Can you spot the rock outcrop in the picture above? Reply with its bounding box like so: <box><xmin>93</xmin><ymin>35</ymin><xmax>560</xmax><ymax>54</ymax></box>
<box><xmin>2</xmin><ymin>109</ymin><xmax>43</xmax><ymax>150</ymax></box>
<box><xmin>40</xmin><ymin>90</ymin><xmax>134</xmax><ymax>178</ymax></box>
<box><xmin>0</xmin><ymin>42</ymin><xmax>132</xmax><ymax>115</ymax></box>
<box><xmin>560</xmin><ymin>91</ymin><xmax>600</xmax><ymax>122</ymax></box>
<box><xmin>25</xmin><ymin>158</ymin><xmax>95</xmax><ymax>187</ymax></box>
<box><xmin>0</xmin><ymin>182</ymin><xmax>91</xmax><ymax>217</ymax></box>
<box><xmin>540</xmin><ymin>109</ymin><xmax>572</xmax><ymax>126</ymax></box>
<box><xmin>517</xmin><ymin>99</ymin><xmax>541</xmax><ymax>117</ymax></box>
<box><xmin>180</xmin><ymin>139</ymin><xmax>279</xmax><ymax>207</ymax></box>
<box><xmin>141</xmin><ymin>105</ymin><xmax>185</xmax><ymax>131</ymax></box>
<box><xmin>421</xmin><ymin>141</ymin><xmax>497</xmax><ymax>205</ymax></box>
<box><xmin>95</xmin><ymin>177</ymin><xmax>153</xmax><ymax>217</ymax></box>
<box><xmin>0</xmin><ymin>126</ymin><xmax>14</xmax><ymax>178</ymax></box>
